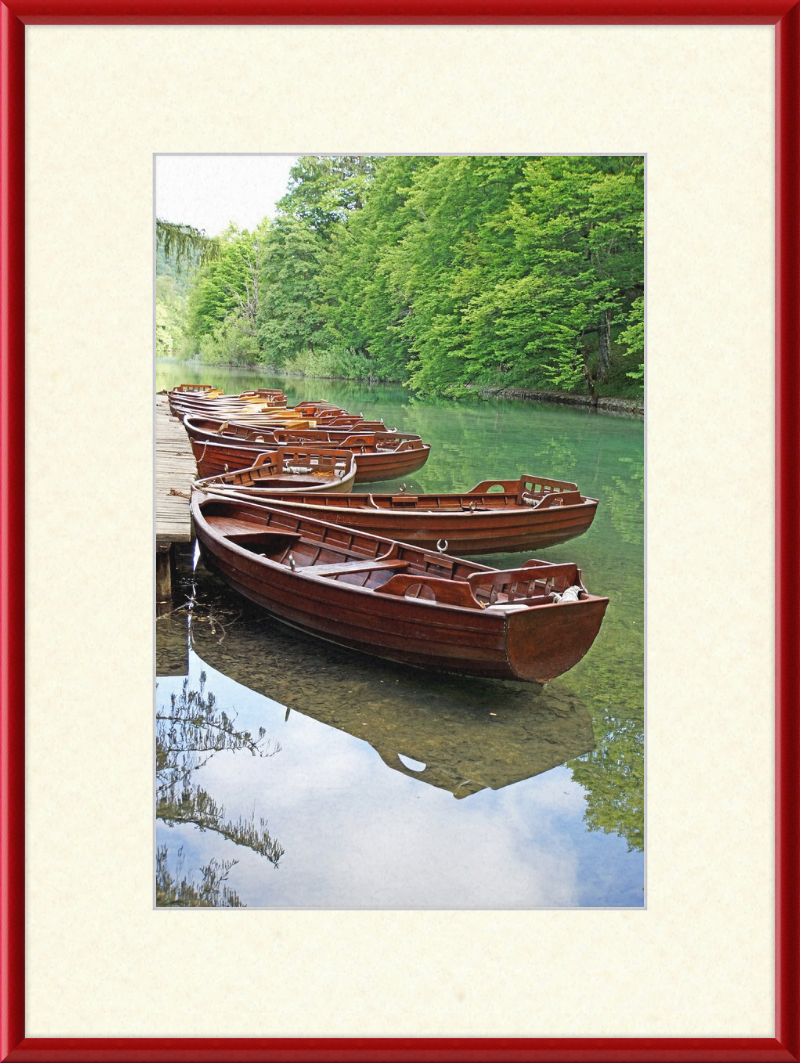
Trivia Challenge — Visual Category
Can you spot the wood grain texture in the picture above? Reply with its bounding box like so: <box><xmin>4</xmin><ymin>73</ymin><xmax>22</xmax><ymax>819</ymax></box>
<box><xmin>155</xmin><ymin>394</ymin><xmax>195</xmax><ymax>543</ymax></box>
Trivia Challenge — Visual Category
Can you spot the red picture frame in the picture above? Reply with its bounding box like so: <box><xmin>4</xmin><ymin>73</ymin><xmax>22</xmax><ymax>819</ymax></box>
<box><xmin>1</xmin><ymin>4</ymin><xmax>798</xmax><ymax>1061</ymax></box>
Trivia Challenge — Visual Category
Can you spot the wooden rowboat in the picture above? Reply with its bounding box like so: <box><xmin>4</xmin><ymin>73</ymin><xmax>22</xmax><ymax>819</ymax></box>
<box><xmin>182</xmin><ymin>414</ymin><xmax>389</xmax><ymax>446</ymax></box>
<box><xmin>168</xmin><ymin>392</ymin><xmax>292</xmax><ymax>417</ymax></box>
<box><xmin>170</xmin><ymin>396</ymin><xmax>315</xmax><ymax>418</ymax></box>
<box><xmin>185</xmin><ymin>414</ymin><xmax>320</xmax><ymax>435</ymax></box>
<box><xmin>190</xmin><ymin>433</ymin><xmax>431</xmax><ymax>483</ymax></box>
<box><xmin>191</xmin><ymin>494</ymin><xmax>609</xmax><ymax>683</ymax></box>
<box><xmin>170</xmin><ymin>397</ymin><xmax>354</xmax><ymax>425</ymax></box>
<box><xmin>167</xmin><ymin>384</ymin><xmax>223</xmax><ymax>396</ymax></box>
<box><xmin>197</xmin><ymin>475</ymin><xmax>598</xmax><ymax>554</ymax></box>
<box><xmin>193</xmin><ymin>447</ymin><xmax>357</xmax><ymax>494</ymax></box>
<box><xmin>235</xmin><ymin>389</ymin><xmax>287</xmax><ymax>403</ymax></box>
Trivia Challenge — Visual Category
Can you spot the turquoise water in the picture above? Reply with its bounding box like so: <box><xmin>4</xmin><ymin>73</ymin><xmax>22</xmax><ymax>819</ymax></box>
<box><xmin>156</xmin><ymin>363</ymin><xmax>644</xmax><ymax>908</ymax></box>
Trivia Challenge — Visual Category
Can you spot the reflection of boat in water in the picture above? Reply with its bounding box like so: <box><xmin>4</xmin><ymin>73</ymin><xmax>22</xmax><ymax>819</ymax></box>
<box><xmin>160</xmin><ymin>567</ymin><xmax>596</xmax><ymax>799</ymax></box>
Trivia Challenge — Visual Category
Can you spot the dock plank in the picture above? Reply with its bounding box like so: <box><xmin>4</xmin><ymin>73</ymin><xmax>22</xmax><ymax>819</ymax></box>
<box><xmin>156</xmin><ymin>394</ymin><xmax>196</xmax><ymax>544</ymax></box>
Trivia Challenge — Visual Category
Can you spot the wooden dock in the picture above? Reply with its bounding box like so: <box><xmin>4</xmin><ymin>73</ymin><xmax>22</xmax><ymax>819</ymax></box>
<box><xmin>156</xmin><ymin>395</ymin><xmax>196</xmax><ymax>601</ymax></box>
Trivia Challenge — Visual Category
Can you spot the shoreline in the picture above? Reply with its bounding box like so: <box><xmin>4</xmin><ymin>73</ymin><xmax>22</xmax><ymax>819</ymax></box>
<box><xmin>168</xmin><ymin>360</ymin><xmax>645</xmax><ymax>420</ymax></box>
<box><xmin>476</xmin><ymin>386</ymin><xmax>644</xmax><ymax>419</ymax></box>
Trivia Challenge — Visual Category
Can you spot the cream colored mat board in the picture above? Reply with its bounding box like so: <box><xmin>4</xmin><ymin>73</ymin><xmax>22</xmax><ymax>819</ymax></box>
<box><xmin>25</xmin><ymin>24</ymin><xmax>774</xmax><ymax>1039</ymax></box>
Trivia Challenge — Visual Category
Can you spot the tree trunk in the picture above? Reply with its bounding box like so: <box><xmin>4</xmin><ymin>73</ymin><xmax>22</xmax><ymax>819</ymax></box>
<box><xmin>579</xmin><ymin>336</ymin><xmax>599</xmax><ymax>404</ymax></box>
<box><xmin>597</xmin><ymin>311</ymin><xmax>611</xmax><ymax>382</ymax></box>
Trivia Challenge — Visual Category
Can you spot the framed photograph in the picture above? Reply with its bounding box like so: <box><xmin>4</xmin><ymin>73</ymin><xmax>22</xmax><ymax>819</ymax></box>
<box><xmin>2</xmin><ymin>2</ymin><xmax>797</xmax><ymax>1061</ymax></box>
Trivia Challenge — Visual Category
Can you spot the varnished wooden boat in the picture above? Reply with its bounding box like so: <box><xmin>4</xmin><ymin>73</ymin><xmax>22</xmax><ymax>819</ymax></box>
<box><xmin>170</xmin><ymin>396</ymin><xmax>302</xmax><ymax>418</ymax></box>
<box><xmin>182</xmin><ymin>414</ymin><xmax>389</xmax><ymax>447</ymax></box>
<box><xmin>193</xmin><ymin>447</ymin><xmax>357</xmax><ymax>494</ymax></box>
<box><xmin>170</xmin><ymin>396</ymin><xmax>352</xmax><ymax>423</ymax></box>
<box><xmin>168</xmin><ymin>384</ymin><xmax>223</xmax><ymax>396</ymax></box>
<box><xmin>185</xmin><ymin>413</ymin><xmax>320</xmax><ymax>435</ymax></box>
<box><xmin>191</xmin><ymin>495</ymin><xmax>609</xmax><ymax>683</ymax></box>
<box><xmin>191</xmin><ymin>432</ymin><xmax>431</xmax><ymax>483</ymax></box>
<box><xmin>171</xmin><ymin>392</ymin><xmax>327</xmax><ymax>414</ymax></box>
<box><xmin>235</xmin><ymin>389</ymin><xmax>287</xmax><ymax>403</ymax></box>
<box><xmin>197</xmin><ymin>475</ymin><xmax>598</xmax><ymax>553</ymax></box>
<box><xmin>168</xmin><ymin>392</ymin><xmax>290</xmax><ymax>417</ymax></box>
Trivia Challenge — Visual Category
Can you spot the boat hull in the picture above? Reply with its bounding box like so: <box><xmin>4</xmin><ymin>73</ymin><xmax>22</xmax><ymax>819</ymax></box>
<box><xmin>190</xmin><ymin>437</ymin><xmax>431</xmax><ymax>483</ymax></box>
<box><xmin>192</xmin><ymin>497</ymin><xmax>608</xmax><ymax>683</ymax></box>
<box><xmin>194</xmin><ymin>449</ymin><xmax>357</xmax><ymax>495</ymax></box>
<box><xmin>219</xmin><ymin>492</ymin><xmax>598</xmax><ymax>553</ymax></box>
<box><xmin>182</xmin><ymin>416</ymin><xmax>386</xmax><ymax>444</ymax></box>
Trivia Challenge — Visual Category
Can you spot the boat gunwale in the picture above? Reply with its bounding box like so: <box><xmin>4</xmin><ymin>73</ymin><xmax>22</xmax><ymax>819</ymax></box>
<box><xmin>192</xmin><ymin>495</ymin><xmax>606</xmax><ymax>617</ymax></box>
<box><xmin>209</xmin><ymin>491</ymin><xmax>600</xmax><ymax>517</ymax></box>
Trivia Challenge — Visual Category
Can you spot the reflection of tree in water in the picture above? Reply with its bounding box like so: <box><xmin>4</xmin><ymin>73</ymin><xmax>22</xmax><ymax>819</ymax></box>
<box><xmin>548</xmin><ymin>450</ymin><xmax>643</xmax><ymax>852</ymax></box>
<box><xmin>567</xmin><ymin>711</ymin><xmax>643</xmax><ymax>852</ymax></box>
<box><xmin>606</xmin><ymin>455</ymin><xmax>644</xmax><ymax>546</ymax></box>
<box><xmin>530</xmin><ymin>437</ymin><xmax>578</xmax><ymax>481</ymax></box>
<box><xmin>156</xmin><ymin>844</ymin><xmax>243</xmax><ymax>907</ymax></box>
<box><xmin>156</xmin><ymin>672</ymin><xmax>284</xmax><ymax>907</ymax></box>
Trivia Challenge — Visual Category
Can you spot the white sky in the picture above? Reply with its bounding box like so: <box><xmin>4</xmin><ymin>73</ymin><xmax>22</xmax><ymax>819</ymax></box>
<box><xmin>155</xmin><ymin>154</ymin><xmax>299</xmax><ymax>236</ymax></box>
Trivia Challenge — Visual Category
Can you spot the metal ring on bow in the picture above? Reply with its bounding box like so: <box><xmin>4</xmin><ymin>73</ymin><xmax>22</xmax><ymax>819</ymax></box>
<box><xmin>436</xmin><ymin>539</ymin><xmax>449</xmax><ymax>553</ymax></box>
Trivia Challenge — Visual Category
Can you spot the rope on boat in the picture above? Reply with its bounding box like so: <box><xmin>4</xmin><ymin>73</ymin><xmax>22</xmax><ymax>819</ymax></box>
<box><xmin>551</xmin><ymin>585</ymin><xmax>583</xmax><ymax>604</ymax></box>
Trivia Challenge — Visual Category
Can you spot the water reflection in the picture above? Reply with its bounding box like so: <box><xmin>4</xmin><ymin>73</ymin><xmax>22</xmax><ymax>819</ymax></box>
<box><xmin>608</xmin><ymin>454</ymin><xmax>645</xmax><ymax>547</ymax></box>
<box><xmin>176</xmin><ymin>575</ymin><xmax>597</xmax><ymax>801</ymax></box>
<box><xmin>199</xmin><ymin>591</ymin><xmax>594</xmax><ymax>799</ymax></box>
<box><xmin>155</xmin><ymin>364</ymin><xmax>644</xmax><ymax>907</ymax></box>
<box><xmin>156</xmin><ymin>844</ymin><xmax>244</xmax><ymax>907</ymax></box>
<box><xmin>155</xmin><ymin>669</ymin><xmax>285</xmax><ymax>906</ymax></box>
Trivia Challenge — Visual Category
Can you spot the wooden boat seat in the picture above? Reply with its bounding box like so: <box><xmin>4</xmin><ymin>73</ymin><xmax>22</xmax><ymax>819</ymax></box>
<box><xmin>467</xmin><ymin>563</ymin><xmax>578</xmax><ymax>592</ymax></box>
<box><xmin>299</xmin><ymin>558</ymin><xmax>409</xmax><ymax>577</ymax></box>
<box><xmin>375</xmin><ymin>573</ymin><xmax>482</xmax><ymax>608</ymax></box>
<box><xmin>205</xmin><ymin>516</ymin><xmax>303</xmax><ymax>552</ymax></box>
<box><xmin>225</xmin><ymin>530</ymin><xmax>304</xmax><ymax>556</ymax></box>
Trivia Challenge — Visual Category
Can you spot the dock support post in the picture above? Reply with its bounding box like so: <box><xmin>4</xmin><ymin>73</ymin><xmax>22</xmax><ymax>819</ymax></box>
<box><xmin>156</xmin><ymin>543</ymin><xmax>175</xmax><ymax>604</ymax></box>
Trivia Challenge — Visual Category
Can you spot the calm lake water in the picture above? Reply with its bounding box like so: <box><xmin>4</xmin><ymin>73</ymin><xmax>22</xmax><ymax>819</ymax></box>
<box><xmin>155</xmin><ymin>363</ymin><xmax>645</xmax><ymax>908</ymax></box>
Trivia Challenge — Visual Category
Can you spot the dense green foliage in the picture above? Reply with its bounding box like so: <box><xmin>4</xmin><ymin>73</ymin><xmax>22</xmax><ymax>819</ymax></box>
<box><xmin>155</xmin><ymin>235</ymin><xmax>198</xmax><ymax>359</ymax></box>
<box><xmin>156</xmin><ymin>218</ymin><xmax>220</xmax><ymax>268</ymax></box>
<box><xmin>173</xmin><ymin>156</ymin><xmax>644</xmax><ymax>396</ymax></box>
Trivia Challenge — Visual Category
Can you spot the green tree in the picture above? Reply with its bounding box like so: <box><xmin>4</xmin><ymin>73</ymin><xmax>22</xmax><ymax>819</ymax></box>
<box><xmin>155</xmin><ymin>274</ymin><xmax>189</xmax><ymax>357</ymax></box>
<box><xmin>278</xmin><ymin>155</ymin><xmax>379</xmax><ymax>237</ymax></box>
<box><xmin>619</xmin><ymin>295</ymin><xmax>645</xmax><ymax>385</ymax></box>
<box><xmin>175</xmin><ymin>156</ymin><xmax>644</xmax><ymax>395</ymax></box>
<box><xmin>256</xmin><ymin>216</ymin><xmax>329</xmax><ymax>365</ymax></box>
<box><xmin>385</xmin><ymin>156</ymin><xmax>528</xmax><ymax>395</ymax></box>
<box><xmin>156</xmin><ymin>218</ymin><xmax>220</xmax><ymax>268</ymax></box>
<box><xmin>321</xmin><ymin>155</ymin><xmax>437</xmax><ymax>381</ymax></box>
<box><xmin>187</xmin><ymin>221</ymin><xmax>269</xmax><ymax>364</ymax></box>
<box><xmin>452</xmin><ymin>156</ymin><xmax>644</xmax><ymax>396</ymax></box>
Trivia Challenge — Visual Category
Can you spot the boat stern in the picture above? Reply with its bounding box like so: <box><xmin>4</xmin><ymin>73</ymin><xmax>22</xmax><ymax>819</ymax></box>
<box><xmin>504</xmin><ymin>595</ymin><xmax>609</xmax><ymax>683</ymax></box>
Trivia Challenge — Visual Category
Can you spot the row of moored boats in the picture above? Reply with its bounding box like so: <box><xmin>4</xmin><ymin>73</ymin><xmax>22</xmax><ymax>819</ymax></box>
<box><xmin>167</xmin><ymin>383</ymin><xmax>609</xmax><ymax>684</ymax></box>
